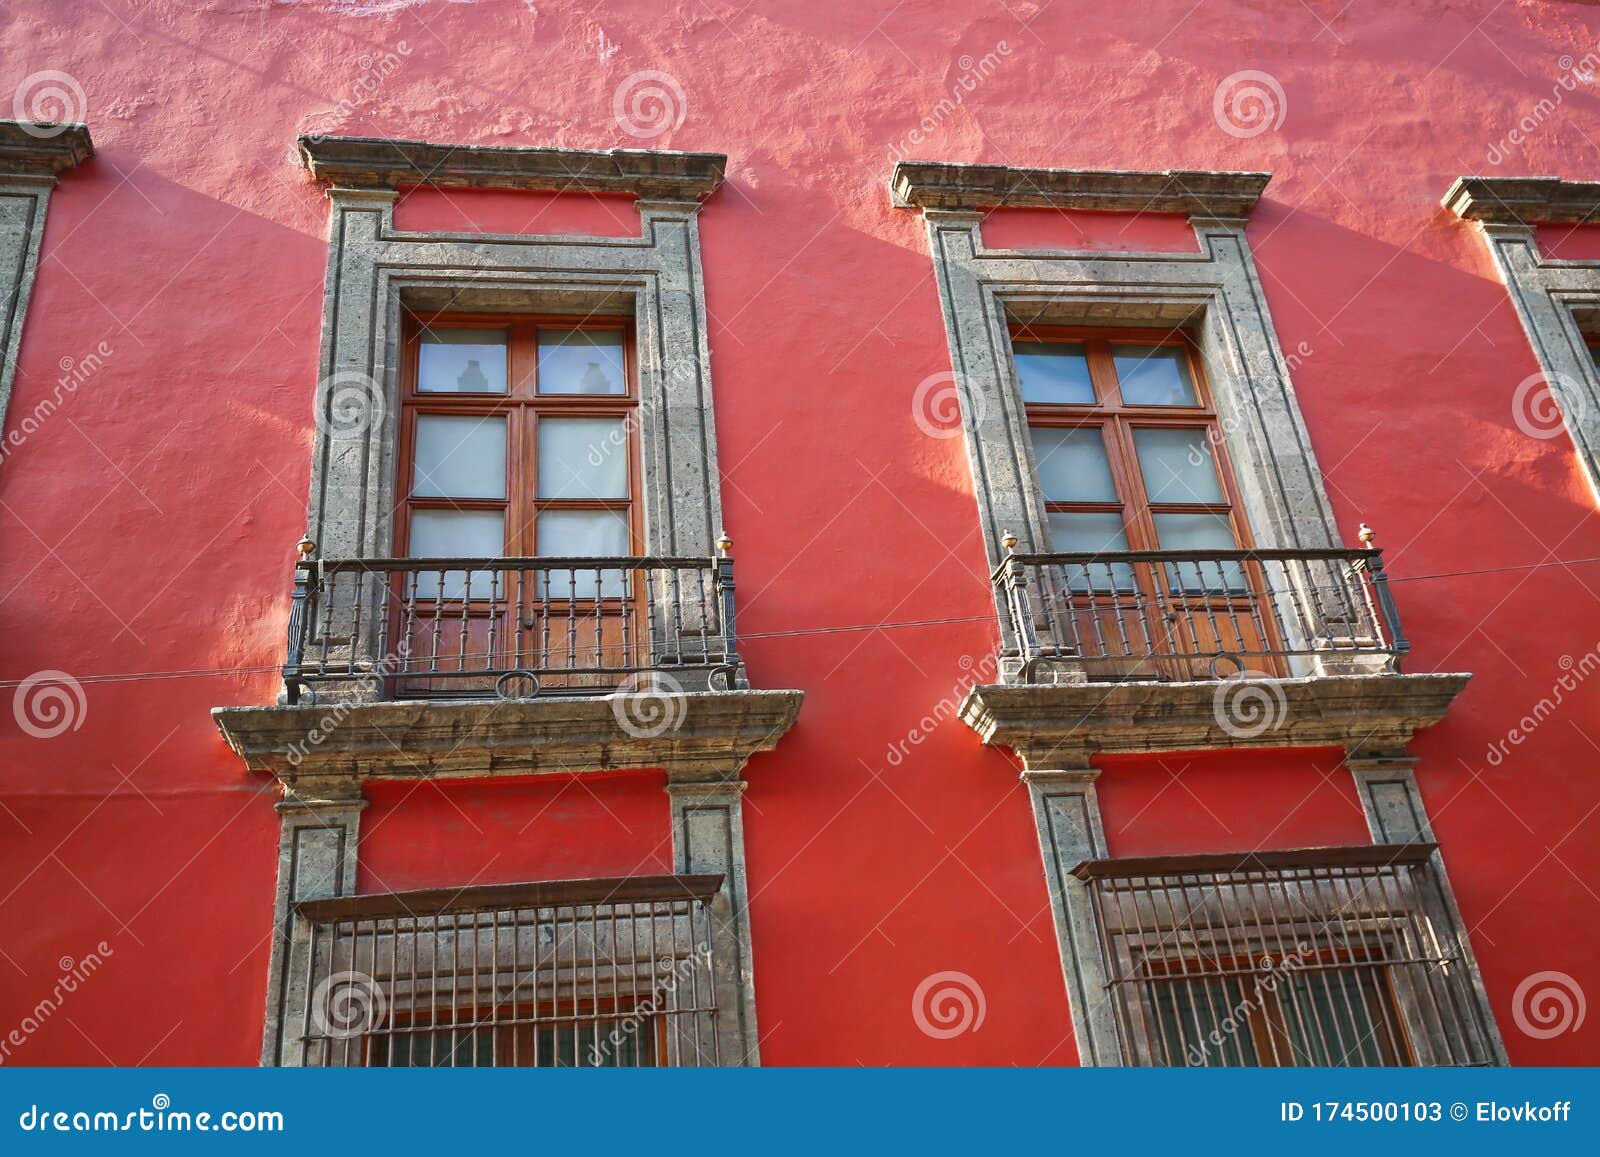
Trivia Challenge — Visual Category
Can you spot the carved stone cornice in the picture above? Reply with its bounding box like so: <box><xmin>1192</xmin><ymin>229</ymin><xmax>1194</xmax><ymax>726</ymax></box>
<box><xmin>0</xmin><ymin>121</ymin><xmax>94</xmax><ymax>179</ymax></box>
<box><xmin>1443</xmin><ymin>175</ymin><xmax>1600</xmax><ymax>226</ymax></box>
<box><xmin>212</xmin><ymin>689</ymin><xmax>802</xmax><ymax>786</ymax></box>
<box><xmin>890</xmin><ymin>161</ymin><xmax>1270</xmax><ymax>216</ymax></box>
<box><xmin>959</xmin><ymin>673</ymin><xmax>1470</xmax><ymax>763</ymax></box>
<box><xmin>297</xmin><ymin>134</ymin><xmax>726</xmax><ymax>200</ymax></box>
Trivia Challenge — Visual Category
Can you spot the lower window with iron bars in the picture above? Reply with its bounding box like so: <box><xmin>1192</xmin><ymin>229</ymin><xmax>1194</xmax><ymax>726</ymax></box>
<box><xmin>295</xmin><ymin>875</ymin><xmax>725</xmax><ymax>1067</ymax></box>
<box><xmin>1074</xmin><ymin>845</ymin><xmax>1498</xmax><ymax>1067</ymax></box>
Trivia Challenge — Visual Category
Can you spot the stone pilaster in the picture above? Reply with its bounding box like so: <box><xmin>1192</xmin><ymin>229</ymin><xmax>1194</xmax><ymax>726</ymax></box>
<box><xmin>665</xmin><ymin>773</ymin><xmax>759</xmax><ymax>1066</ymax></box>
<box><xmin>261</xmin><ymin>779</ymin><xmax>366</xmax><ymax>1067</ymax></box>
<box><xmin>1345</xmin><ymin>748</ymin><xmax>1507</xmax><ymax>1065</ymax></box>
<box><xmin>1018</xmin><ymin>748</ymin><xmax>1122</xmax><ymax>1066</ymax></box>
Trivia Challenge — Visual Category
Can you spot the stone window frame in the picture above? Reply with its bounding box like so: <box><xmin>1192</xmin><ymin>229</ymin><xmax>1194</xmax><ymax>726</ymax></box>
<box><xmin>251</xmin><ymin>136</ymin><xmax>778</xmax><ymax>1069</ymax></box>
<box><xmin>298</xmin><ymin>135</ymin><xmax>729</xmax><ymax>565</ymax></box>
<box><xmin>898</xmin><ymin>162</ymin><xmax>1504</xmax><ymax>1066</ymax></box>
<box><xmin>895</xmin><ymin>163</ymin><xmax>1346</xmax><ymax>677</ymax></box>
<box><xmin>0</xmin><ymin>121</ymin><xmax>94</xmax><ymax>433</ymax></box>
<box><xmin>1445</xmin><ymin>176</ymin><xmax>1600</xmax><ymax>505</ymax></box>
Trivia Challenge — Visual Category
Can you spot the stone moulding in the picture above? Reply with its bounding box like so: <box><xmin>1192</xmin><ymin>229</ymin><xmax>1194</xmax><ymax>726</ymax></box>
<box><xmin>959</xmin><ymin>673</ymin><xmax>1471</xmax><ymax>763</ymax></box>
<box><xmin>212</xmin><ymin>689</ymin><xmax>804</xmax><ymax>785</ymax></box>
<box><xmin>1445</xmin><ymin>173</ymin><xmax>1600</xmax><ymax>505</ymax></box>
<box><xmin>1443</xmin><ymin>175</ymin><xmax>1600</xmax><ymax>226</ymax></box>
<box><xmin>0</xmin><ymin>122</ymin><xmax>94</xmax><ymax>176</ymax></box>
<box><xmin>297</xmin><ymin>134</ymin><xmax>727</xmax><ymax>199</ymax></box>
<box><xmin>890</xmin><ymin>161</ymin><xmax>1270</xmax><ymax>216</ymax></box>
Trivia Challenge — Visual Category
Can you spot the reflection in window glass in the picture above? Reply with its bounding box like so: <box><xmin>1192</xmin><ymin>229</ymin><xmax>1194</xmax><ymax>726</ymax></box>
<box><xmin>1113</xmin><ymin>345</ymin><xmax>1198</xmax><ymax>406</ymax></box>
<box><xmin>418</xmin><ymin>328</ymin><xmax>509</xmax><ymax>393</ymax></box>
<box><xmin>1013</xmin><ymin>342</ymin><xmax>1094</xmax><ymax>404</ymax></box>
<box><xmin>539</xmin><ymin>330</ymin><xmax>626</xmax><ymax>395</ymax></box>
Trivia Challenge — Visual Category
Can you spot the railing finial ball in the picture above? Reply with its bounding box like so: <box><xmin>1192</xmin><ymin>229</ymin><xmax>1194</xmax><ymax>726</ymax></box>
<box><xmin>716</xmin><ymin>531</ymin><xmax>733</xmax><ymax>557</ymax></box>
<box><xmin>297</xmin><ymin>536</ymin><xmax>317</xmax><ymax>559</ymax></box>
<box><xmin>1001</xmin><ymin>529</ymin><xmax>1018</xmax><ymax>553</ymax></box>
<box><xmin>1357</xmin><ymin>522</ymin><xmax>1375</xmax><ymax>547</ymax></box>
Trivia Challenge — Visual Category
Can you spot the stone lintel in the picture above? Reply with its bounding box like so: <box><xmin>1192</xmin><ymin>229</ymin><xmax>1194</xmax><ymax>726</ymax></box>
<box><xmin>1444</xmin><ymin>175</ymin><xmax>1600</xmax><ymax>226</ymax></box>
<box><xmin>0</xmin><ymin>121</ymin><xmax>94</xmax><ymax>179</ymax></box>
<box><xmin>212</xmin><ymin>689</ymin><xmax>803</xmax><ymax>785</ymax></box>
<box><xmin>890</xmin><ymin>161</ymin><xmax>1270</xmax><ymax>216</ymax></box>
<box><xmin>959</xmin><ymin>673</ymin><xmax>1470</xmax><ymax>761</ymax></box>
<box><xmin>298</xmin><ymin>134</ymin><xmax>727</xmax><ymax>200</ymax></box>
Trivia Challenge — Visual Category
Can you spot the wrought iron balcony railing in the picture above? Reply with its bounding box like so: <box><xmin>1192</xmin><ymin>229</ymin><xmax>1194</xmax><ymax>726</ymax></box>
<box><xmin>1074</xmin><ymin>844</ymin><xmax>1496</xmax><ymax>1066</ymax></box>
<box><xmin>994</xmin><ymin>533</ymin><xmax>1408</xmax><ymax>682</ymax></box>
<box><xmin>282</xmin><ymin>541</ymin><xmax>740</xmax><ymax>704</ymax></box>
<box><xmin>295</xmin><ymin>874</ymin><xmax>725</xmax><ymax>1067</ymax></box>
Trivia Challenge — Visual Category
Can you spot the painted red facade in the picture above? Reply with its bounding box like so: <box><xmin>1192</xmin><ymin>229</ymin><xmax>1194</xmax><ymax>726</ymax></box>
<box><xmin>0</xmin><ymin>0</ymin><xmax>1597</xmax><ymax>1066</ymax></box>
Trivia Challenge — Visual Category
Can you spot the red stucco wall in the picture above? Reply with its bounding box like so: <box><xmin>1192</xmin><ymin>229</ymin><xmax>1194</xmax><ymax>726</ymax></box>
<box><xmin>1</xmin><ymin>0</ymin><xmax>1597</xmax><ymax>1065</ymax></box>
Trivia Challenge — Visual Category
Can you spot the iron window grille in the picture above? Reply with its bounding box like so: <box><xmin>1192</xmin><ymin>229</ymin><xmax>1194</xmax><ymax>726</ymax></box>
<box><xmin>295</xmin><ymin>874</ymin><xmax>724</xmax><ymax>1067</ymax></box>
<box><xmin>1073</xmin><ymin>844</ymin><xmax>1495</xmax><ymax>1067</ymax></box>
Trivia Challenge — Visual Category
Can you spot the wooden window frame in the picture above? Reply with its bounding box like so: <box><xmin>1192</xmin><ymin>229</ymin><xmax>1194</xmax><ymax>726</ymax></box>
<box><xmin>395</xmin><ymin>310</ymin><xmax>643</xmax><ymax>563</ymax></box>
<box><xmin>1011</xmin><ymin>325</ymin><xmax>1256</xmax><ymax>557</ymax></box>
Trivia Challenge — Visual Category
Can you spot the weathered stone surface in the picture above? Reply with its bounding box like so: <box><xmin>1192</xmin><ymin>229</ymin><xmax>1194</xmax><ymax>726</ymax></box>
<box><xmin>299</xmin><ymin>134</ymin><xmax>725</xmax><ymax>199</ymax></box>
<box><xmin>959</xmin><ymin>673</ymin><xmax>1470</xmax><ymax>760</ymax></box>
<box><xmin>891</xmin><ymin>162</ymin><xmax>1269</xmax><ymax>216</ymax></box>
<box><xmin>212</xmin><ymin>689</ymin><xmax>804</xmax><ymax>784</ymax></box>
<box><xmin>0</xmin><ymin>121</ymin><xmax>94</xmax><ymax>176</ymax></box>
<box><xmin>1443</xmin><ymin>175</ymin><xmax>1600</xmax><ymax>225</ymax></box>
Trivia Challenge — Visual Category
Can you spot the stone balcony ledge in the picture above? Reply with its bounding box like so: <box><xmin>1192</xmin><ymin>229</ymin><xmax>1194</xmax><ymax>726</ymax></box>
<box><xmin>213</xmin><ymin>689</ymin><xmax>803</xmax><ymax>789</ymax></box>
<box><xmin>960</xmin><ymin>672</ymin><xmax>1470</xmax><ymax>766</ymax></box>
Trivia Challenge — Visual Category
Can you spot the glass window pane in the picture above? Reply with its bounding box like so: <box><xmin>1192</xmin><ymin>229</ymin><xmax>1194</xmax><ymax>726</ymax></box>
<box><xmin>1153</xmin><ymin>512</ymin><xmax>1246</xmax><ymax>592</ymax></box>
<box><xmin>412</xmin><ymin>415</ymin><xmax>506</xmax><ymax>499</ymax></box>
<box><xmin>538</xmin><ymin>417</ymin><xmax>629</xmax><ymax>500</ymax></box>
<box><xmin>1046</xmin><ymin>511</ymin><xmax>1135</xmax><ymax>591</ymax></box>
<box><xmin>1029</xmin><ymin>426</ymin><xmax>1117</xmax><ymax>502</ymax></box>
<box><xmin>1133</xmin><ymin>427</ymin><xmax>1224</xmax><ymax>504</ymax></box>
<box><xmin>538</xmin><ymin>330</ymin><xmax>626</xmax><ymax>395</ymax></box>
<box><xmin>418</xmin><ymin>328</ymin><xmax>508</xmax><ymax>394</ymax></box>
<box><xmin>408</xmin><ymin>509</ymin><xmax>506</xmax><ymax>599</ymax></box>
<box><xmin>537</xmin><ymin>509</ymin><xmax>630</xmax><ymax>597</ymax></box>
<box><xmin>1012</xmin><ymin>341</ymin><xmax>1094</xmax><ymax>404</ymax></box>
<box><xmin>1113</xmin><ymin>345</ymin><xmax>1198</xmax><ymax>406</ymax></box>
